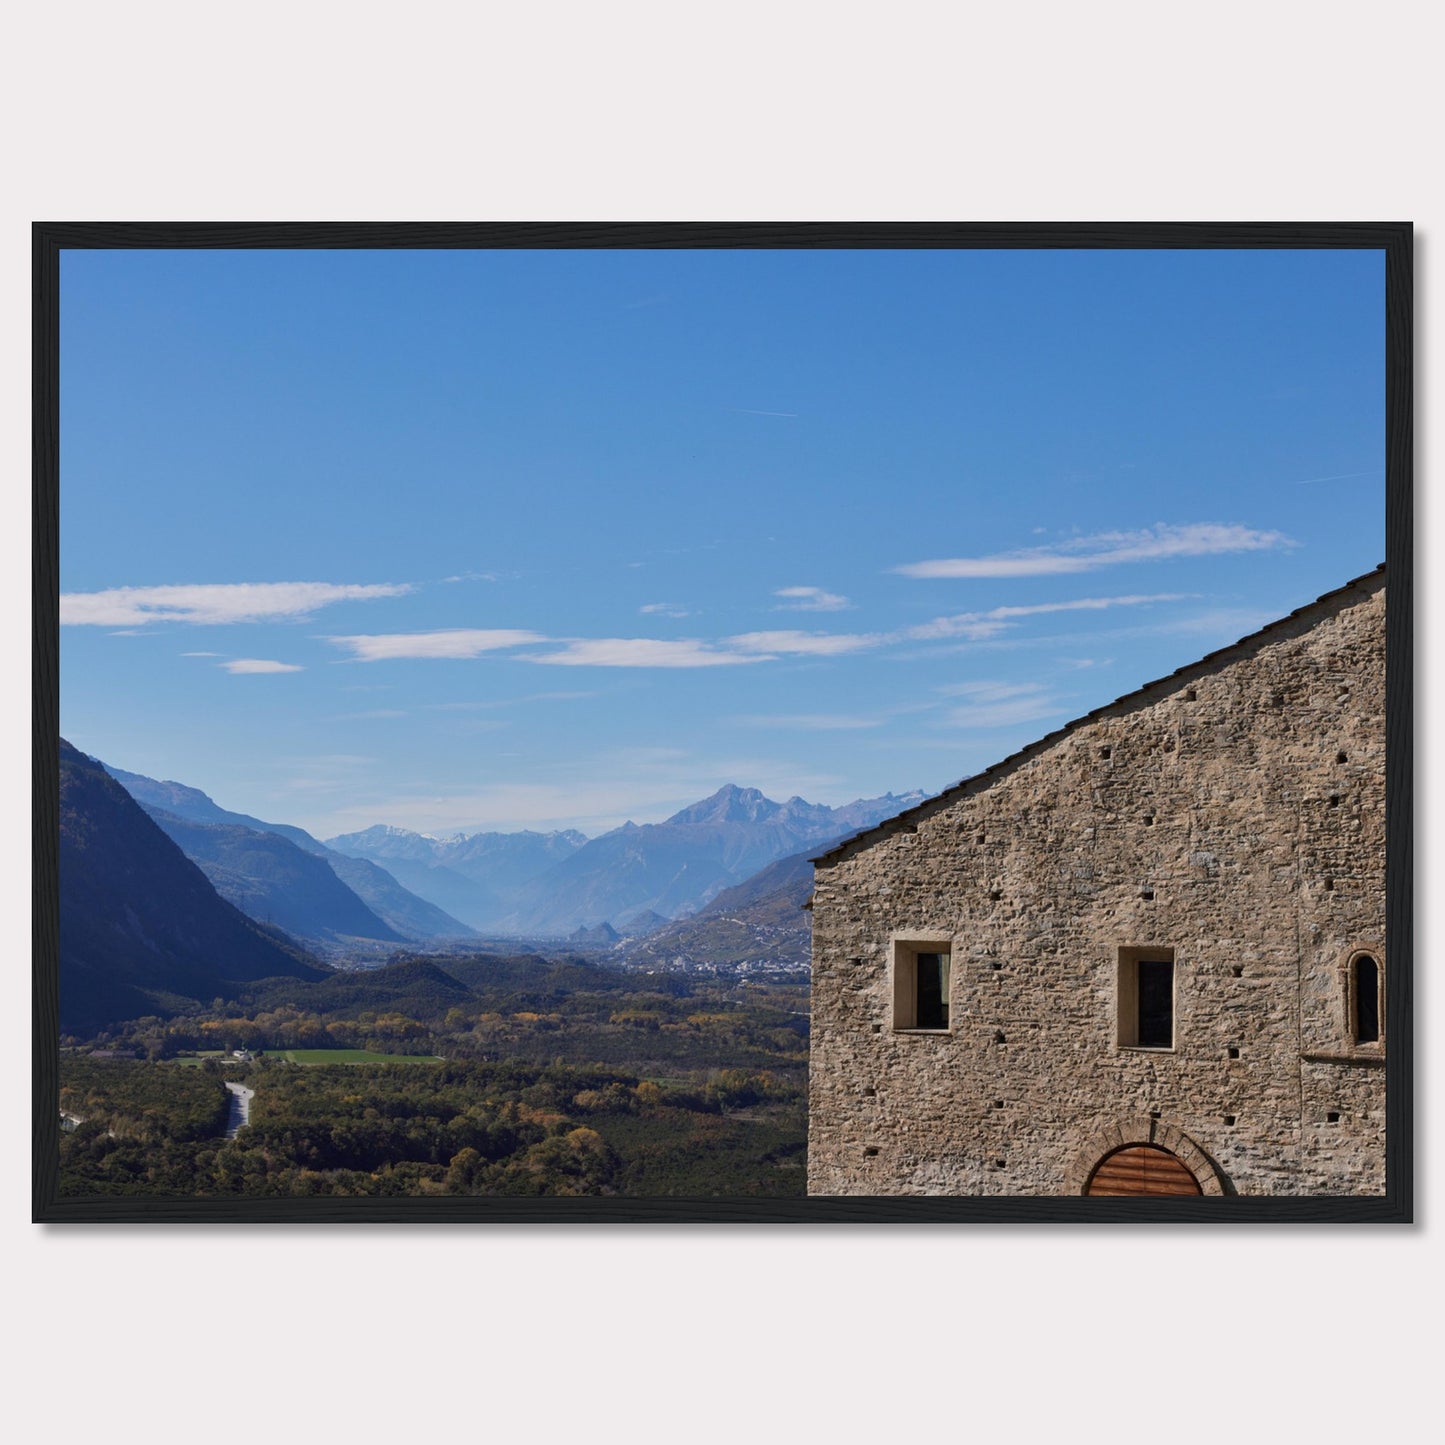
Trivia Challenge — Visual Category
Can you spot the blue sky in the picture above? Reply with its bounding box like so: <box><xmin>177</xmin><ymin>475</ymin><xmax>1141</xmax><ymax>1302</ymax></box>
<box><xmin>58</xmin><ymin>246</ymin><xmax>1385</xmax><ymax>840</ymax></box>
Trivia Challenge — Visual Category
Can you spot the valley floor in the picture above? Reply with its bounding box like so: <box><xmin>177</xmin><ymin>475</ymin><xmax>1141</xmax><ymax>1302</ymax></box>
<box><xmin>57</xmin><ymin>954</ymin><xmax>809</xmax><ymax>1199</ymax></box>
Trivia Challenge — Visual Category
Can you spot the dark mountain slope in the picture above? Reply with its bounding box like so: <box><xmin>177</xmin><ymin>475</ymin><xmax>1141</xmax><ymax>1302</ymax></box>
<box><xmin>320</xmin><ymin>852</ymin><xmax>475</xmax><ymax>940</ymax></box>
<box><xmin>59</xmin><ymin>740</ymin><xmax>327</xmax><ymax>1032</ymax></box>
<box><xmin>107</xmin><ymin>765</ymin><xmax>475</xmax><ymax>940</ymax></box>
<box><xmin>614</xmin><ymin>842</ymin><xmax>821</xmax><ymax>972</ymax></box>
<box><xmin>145</xmin><ymin>809</ymin><xmax>405</xmax><ymax>945</ymax></box>
<box><xmin>328</xmin><ymin>851</ymin><xmax>504</xmax><ymax>930</ymax></box>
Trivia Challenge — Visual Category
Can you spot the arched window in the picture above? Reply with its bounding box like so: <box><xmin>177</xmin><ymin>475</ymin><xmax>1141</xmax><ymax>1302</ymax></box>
<box><xmin>1351</xmin><ymin>952</ymin><xmax>1382</xmax><ymax>1045</ymax></box>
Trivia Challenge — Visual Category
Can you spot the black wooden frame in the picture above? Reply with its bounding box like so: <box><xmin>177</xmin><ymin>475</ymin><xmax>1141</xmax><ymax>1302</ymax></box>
<box><xmin>33</xmin><ymin>221</ymin><xmax>1414</xmax><ymax>1223</ymax></box>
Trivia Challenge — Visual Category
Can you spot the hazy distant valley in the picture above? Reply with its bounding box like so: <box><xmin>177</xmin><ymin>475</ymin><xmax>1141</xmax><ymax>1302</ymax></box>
<box><xmin>57</xmin><ymin>739</ymin><xmax>869</xmax><ymax>1197</ymax></box>
<box><xmin>104</xmin><ymin>754</ymin><xmax>922</xmax><ymax>976</ymax></box>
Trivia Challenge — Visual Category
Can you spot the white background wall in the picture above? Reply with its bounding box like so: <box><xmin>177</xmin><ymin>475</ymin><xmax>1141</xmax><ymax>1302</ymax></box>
<box><xmin>4</xmin><ymin>6</ymin><xmax>1437</xmax><ymax>1440</ymax></box>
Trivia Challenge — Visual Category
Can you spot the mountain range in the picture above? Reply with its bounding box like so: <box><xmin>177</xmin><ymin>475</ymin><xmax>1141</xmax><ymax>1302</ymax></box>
<box><xmin>325</xmin><ymin>784</ymin><xmax>926</xmax><ymax>935</ymax></box>
<box><xmin>59</xmin><ymin>739</ymin><xmax>929</xmax><ymax>1028</ymax></box>
<box><xmin>323</xmin><ymin>824</ymin><xmax>588</xmax><ymax>930</ymax></box>
<box><xmin>107</xmin><ymin>765</ymin><xmax>476</xmax><ymax>948</ymax></box>
<box><xmin>99</xmin><ymin>753</ymin><xmax>924</xmax><ymax>945</ymax></box>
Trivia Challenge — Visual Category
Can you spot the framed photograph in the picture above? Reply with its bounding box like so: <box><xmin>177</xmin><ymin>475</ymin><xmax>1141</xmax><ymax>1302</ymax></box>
<box><xmin>33</xmin><ymin>223</ymin><xmax>1412</xmax><ymax>1222</ymax></box>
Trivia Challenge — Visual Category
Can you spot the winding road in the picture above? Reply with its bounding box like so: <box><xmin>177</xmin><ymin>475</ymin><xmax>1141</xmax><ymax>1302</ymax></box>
<box><xmin>223</xmin><ymin>1081</ymin><xmax>254</xmax><ymax>1138</ymax></box>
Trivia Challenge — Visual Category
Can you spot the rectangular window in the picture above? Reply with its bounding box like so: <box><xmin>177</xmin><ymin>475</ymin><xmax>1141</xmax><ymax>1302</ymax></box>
<box><xmin>892</xmin><ymin>941</ymin><xmax>952</xmax><ymax>1031</ymax></box>
<box><xmin>915</xmin><ymin>952</ymin><xmax>949</xmax><ymax>1030</ymax></box>
<box><xmin>1136</xmin><ymin>959</ymin><xmax>1174</xmax><ymax>1047</ymax></box>
<box><xmin>1118</xmin><ymin>947</ymin><xmax>1175</xmax><ymax>1050</ymax></box>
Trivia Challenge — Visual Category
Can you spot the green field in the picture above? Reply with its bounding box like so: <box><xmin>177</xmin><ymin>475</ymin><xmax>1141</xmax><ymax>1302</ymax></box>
<box><xmin>265</xmin><ymin>1048</ymin><xmax>442</xmax><ymax>1065</ymax></box>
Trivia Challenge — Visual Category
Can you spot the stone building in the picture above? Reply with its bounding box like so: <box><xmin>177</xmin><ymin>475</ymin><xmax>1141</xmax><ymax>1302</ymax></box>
<box><xmin>807</xmin><ymin>567</ymin><xmax>1386</xmax><ymax>1197</ymax></box>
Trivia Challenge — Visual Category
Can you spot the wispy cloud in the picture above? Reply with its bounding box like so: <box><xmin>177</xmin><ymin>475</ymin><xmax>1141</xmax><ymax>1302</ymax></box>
<box><xmin>728</xmin><ymin>407</ymin><xmax>798</xmax><ymax>418</ymax></box>
<box><xmin>442</xmin><ymin>570</ymin><xmax>500</xmax><ymax>584</ymax></box>
<box><xmin>900</xmin><ymin>616</ymin><xmax>1010</xmax><ymax>643</ymax></box>
<box><xmin>322</xmin><ymin>594</ymin><xmax>1181</xmax><ymax>673</ymax></box>
<box><xmin>894</xmin><ymin>524</ymin><xmax>1294</xmax><ymax>579</ymax></box>
<box><xmin>980</xmin><ymin>593</ymin><xmax>1187</xmax><ymax>619</ymax></box>
<box><xmin>938</xmin><ymin>680</ymin><xmax>1066</xmax><ymax>728</ymax></box>
<box><xmin>773</xmin><ymin>586</ymin><xmax>850</xmax><ymax>612</ymax></box>
<box><xmin>221</xmin><ymin>658</ymin><xmax>304</xmax><ymax>675</ymax></box>
<box><xmin>900</xmin><ymin>594</ymin><xmax>1182</xmax><ymax>642</ymax></box>
<box><xmin>326</xmin><ymin>629</ymin><xmax>546</xmax><ymax>661</ymax></box>
<box><xmin>640</xmin><ymin>602</ymin><xmax>691</xmax><ymax>618</ymax></box>
<box><xmin>733</xmin><ymin>713</ymin><xmax>883</xmax><ymax>730</ymax></box>
<box><xmin>181</xmin><ymin>651</ymin><xmax>222</xmax><ymax>658</ymax></box>
<box><xmin>61</xmin><ymin>581</ymin><xmax>411</xmax><ymax>627</ymax></box>
<box><xmin>275</xmin><ymin>754</ymin><xmax>378</xmax><ymax>796</ymax></box>
<box><xmin>425</xmin><ymin>691</ymin><xmax>597</xmax><ymax>711</ymax></box>
<box><xmin>1148</xmin><ymin>607</ymin><xmax>1279</xmax><ymax>638</ymax></box>
<box><xmin>1293</xmin><ymin>470</ymin><xmax>1377</xmax><ymax>486</ymax></box>
<box><xmin>525</xmin><ymin>638</ymin><xmax>770</xmax><ymax>668</ymax></box>
<box><xmin>733</xmin><ymin>593</ymin><xmax>1179</xmax><ymax>658</ymax></box>
<box><xmin>726</xmin><ymin>629</ymin><xmax>882</xmax><ymax>656</ymax></box>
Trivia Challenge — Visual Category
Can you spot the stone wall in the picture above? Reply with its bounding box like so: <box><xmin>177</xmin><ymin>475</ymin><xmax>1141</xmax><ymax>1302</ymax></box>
<box><xmin>807</xmin><ymin>572</ymin><xmax>1386</xmax><ymax>1196</ymax></box>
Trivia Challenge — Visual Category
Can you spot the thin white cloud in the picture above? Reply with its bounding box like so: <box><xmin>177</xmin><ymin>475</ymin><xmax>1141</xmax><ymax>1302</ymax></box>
<box><xmin>426</xmin><ymin>691</ymin><xmax>597</xmax><ymax>711</ymax></box>
<box><xmin>1149</xmin><ymin>607</ymin><xmax>1279</xmax><ymax>638</ymax></box>
<box><xmin>729</xmin><ymin>407</ymin><xmax>798</xmax><ymax>418</ymax></box>
<box><xmin>773</xmin><ymin>586</ymin><xmax>850</xmax><ymax>612</ymax></box>
<box><xmin>61</xmin><ymin>581</ymin><xmax>412</xmax><ymax>627</ymax></box>
<box><xmin>939</xmin><ymin>680</ymin><xmax>1066</xmax><ymax>728</ymax></box>
<box><xmin>903</xmin><ymin>593</ymin><xmax>1179</xmax><ymax>644</ymax></box>
<box><xmin>901</xmin><ymin>617</ymin><xmax>1010</xmax><ymax>643</ymax></box>
<box><xmin>442</xmin><ymin>571</ymin><xmax>501</xmax><ymax>584</ymax></box>
<box><xmin>326</xmin><ymin>629</ymin><xmax>546</xmax><ymax>661</ymax></box>
<box><xmin>726</xmin><ymin>629</ymin><xmax>882</xmax><ymax>656</ymax></box>
<box><xmin>729</xmin><ymin>593</ymin><xmax>1179</xmax><ymax>658</ymax></box>
<box><xmin>181</xmin><ymin>651</ymin><xmax>222</xmax><ymax>657</ymax></box>
<box><xmin>981</xmin><ymin>592</ymin><xmax>1187</xmax><ymax>619</ymax></box>
<box><xmin>937</xmin><ymin>680</ymin><xmax>1047</xmax><ymax>700</ymax></box>
<box><xmin>318</xmin><ymin>593</ymin><xmax>1180</xmax><ymax>675</ymax></box>
<box><xmin>271</xmin><ymin>754</ymin><xmax>377</xmax><ymax>796</ymax></box>
<box><xmin>640</xmin><ymin>602</ymin><xmax>691</xmax><ymax>618</ymax></box>
<box><xmin>525</xmin><ymin>638</ymin><xmax>769</xmax><ymax>668</ymax></box>
<box><xmin>221</xmin><ymin>659</ymin><xmax>304</xmax><ymax>675</ymax></box>
<box><xmin>1293</xmin><ymin>470</ymin><xmax>1377</xmax><ymax>486</ymax></box>
<box><xmin>894</xmin><ymin>524</ymin><xmax>1294</xmax><ymax>578</ymax></box>
<box><xmin>734</xmin><ymin>713</ymin><xmax>883</xmax><ymax>730</ymax></box>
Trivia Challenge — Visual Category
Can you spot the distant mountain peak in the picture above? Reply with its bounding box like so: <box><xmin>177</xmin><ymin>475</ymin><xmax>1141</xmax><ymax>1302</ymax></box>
<box><xmin>353</xmin><ymin>823</ymin><xmax>437</xmax><ymax>842</ymax></box>
<box><xmin>666</xmin><ymin>784</ymin><xmax>780</xmax><ymax>826</ymax></box>
<box><xmin>568</xmin><ymin>920</ymin><xmax>620</xmax><ymax>946</ymax></box>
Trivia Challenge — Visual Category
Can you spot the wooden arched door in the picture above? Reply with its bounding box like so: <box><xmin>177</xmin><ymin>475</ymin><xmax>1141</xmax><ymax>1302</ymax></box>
<box><xmin>1084</xmin><ymin>1144</ymin><xmax>1203</xmax><ymax>1197</ymax></box>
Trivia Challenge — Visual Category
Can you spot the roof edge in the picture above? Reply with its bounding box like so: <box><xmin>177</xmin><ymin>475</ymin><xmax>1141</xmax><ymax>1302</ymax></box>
<box><xmin>811</xmin><ymin>564</ymin><xmax>1385</xmax><ymax>867</ymax></box>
